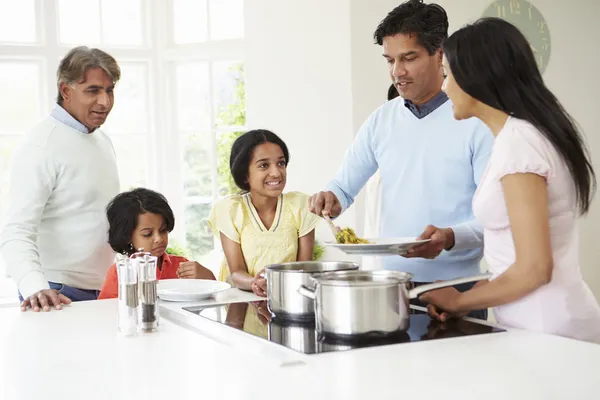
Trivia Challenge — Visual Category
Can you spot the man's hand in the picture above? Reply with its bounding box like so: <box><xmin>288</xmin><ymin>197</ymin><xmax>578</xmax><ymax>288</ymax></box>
<box><xmin>308</xmin><ymin>191</ymin><xmax>342</xmax><ymax>218</ymax></box>
<box><xmin>403</xmin><ymin>225</ymin><xmax>455</xmax><ymax>259</ymax></box>
<box><xmin>21</xmin><ymin>289</ymin><xmax>72</xmax><ymax>312</ymax></box>
<box><xmin>177</xmin><ymin>261</ymin><xmax>216</xmax><ymax>280</ymax></box>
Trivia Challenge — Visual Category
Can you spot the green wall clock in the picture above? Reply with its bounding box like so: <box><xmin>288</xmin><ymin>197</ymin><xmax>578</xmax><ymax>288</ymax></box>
<box><xmin>482</xmin><ymin>0</ymin><xmax>551</xmax><ymax>74</ymax></box>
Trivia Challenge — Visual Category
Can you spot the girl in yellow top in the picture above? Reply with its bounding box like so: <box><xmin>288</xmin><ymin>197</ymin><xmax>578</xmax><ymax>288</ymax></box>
<box><xmin>208</xmin><ymin>129</ymin><xmax>320</xmax><ymax>297</ymax></box>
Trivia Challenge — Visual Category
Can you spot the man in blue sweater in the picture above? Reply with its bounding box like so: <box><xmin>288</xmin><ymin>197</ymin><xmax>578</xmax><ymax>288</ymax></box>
<box><xmin>309</xmin><ymin>0</ymin><xmax>493</xmax><ymax>319</ymax></box>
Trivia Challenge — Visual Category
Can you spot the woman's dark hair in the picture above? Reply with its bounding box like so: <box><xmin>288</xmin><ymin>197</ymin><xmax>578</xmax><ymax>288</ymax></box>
<box><xmin>229</xmin><ymin>129</ymin><xmax>290</xmax><ymax>192</ymax></box>
<box><xmin>444</xmin><ymin>17</ymin><xmax>595</xmax><ymax>214</ymax></box>
<box><xmin>387</xmin><ymin>84</ymin><xmax>399</xmax><ymax>101</ymax></box>
<box><xmin>106</xmin><ymin>188</ymin><xmax>175</xmax><ymax>255</ymax></box>
<box><xmin>373</xmin><ymin>0</ymin><xmax>448</xmax><ymax>55</ymax></box>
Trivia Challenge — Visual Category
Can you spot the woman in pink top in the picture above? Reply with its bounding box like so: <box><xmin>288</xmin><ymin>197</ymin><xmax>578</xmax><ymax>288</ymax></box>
<box><xmin>420</xmin><ymin>18</ymin><xmax>600</xmax><ymax>343</ymax></box>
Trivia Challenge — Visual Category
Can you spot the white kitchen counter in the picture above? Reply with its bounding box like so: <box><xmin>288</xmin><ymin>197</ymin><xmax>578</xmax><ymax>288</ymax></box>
<box><xmin>1</xmin><ymin>288</ymin><xmax>599</xmax><ymax>400</ymax></box>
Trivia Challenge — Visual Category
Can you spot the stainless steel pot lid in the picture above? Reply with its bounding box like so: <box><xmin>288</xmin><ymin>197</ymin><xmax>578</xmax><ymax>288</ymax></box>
<box><xmin>309</xmin><ymin>270</ymin><xmax>414</xmax><ymax>287</ymax></box>
<box><xmin>265</xmin><ymin>261</ymin><xmax>359</xmax><ymax>273</ymax></box>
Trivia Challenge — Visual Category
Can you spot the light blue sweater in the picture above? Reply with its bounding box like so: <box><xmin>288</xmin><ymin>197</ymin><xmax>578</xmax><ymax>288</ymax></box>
<box><xmin>327</xmin><ymin>97</ymin><xmax>494</xmax><ymax>281</ymax></box>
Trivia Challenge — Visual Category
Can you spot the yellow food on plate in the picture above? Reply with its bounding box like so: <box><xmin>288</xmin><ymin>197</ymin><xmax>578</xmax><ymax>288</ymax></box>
<box><xmin>335</xmin><ymin>228</ymin><xmax>371</xmax><ymax>244</ymax></box>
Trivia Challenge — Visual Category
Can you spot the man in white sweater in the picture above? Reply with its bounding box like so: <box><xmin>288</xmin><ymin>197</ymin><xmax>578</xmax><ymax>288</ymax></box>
<box><xmin>0</xmin><ymin>46</ymin><xmax>121</xmax><ymax>311</ymax></box>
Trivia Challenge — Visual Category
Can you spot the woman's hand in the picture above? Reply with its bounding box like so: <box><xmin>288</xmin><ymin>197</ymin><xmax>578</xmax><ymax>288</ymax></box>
<box><xmin>425</xmin><ymin>304</ymin><xmax>467</xmax><ymax>322</ymax></box>
<box><xmin>419</xmin><ymin>286</ymin><xmax>465</xmax><ymax>319</ymax></box>
<box><xmin>177</xmin><ymin>261</ymin><xmax>216</xmax><ymax>280</ymax></box>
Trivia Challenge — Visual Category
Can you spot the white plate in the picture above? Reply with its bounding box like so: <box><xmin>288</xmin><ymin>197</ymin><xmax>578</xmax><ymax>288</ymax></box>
<box><xmin>322</xmin><ymin>237</ymin><xmax>431</xmax><ymax>256</ymax></box>
<box><xmin>157</xmin><ymin>279</ymin><xmax>231</xmax><ymax>302</ymax></box>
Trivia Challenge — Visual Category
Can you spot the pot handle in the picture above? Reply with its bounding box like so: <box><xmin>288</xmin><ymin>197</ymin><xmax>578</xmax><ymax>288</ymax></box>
<box><xmin>408</xmin><ymin>273</ymin><xmax>492</xmax><ymax>300</ymax></box>
<box><xmin>297</xmin><ymin>285</ymin><xmax>317</xmax><ymax>300</ymax></box>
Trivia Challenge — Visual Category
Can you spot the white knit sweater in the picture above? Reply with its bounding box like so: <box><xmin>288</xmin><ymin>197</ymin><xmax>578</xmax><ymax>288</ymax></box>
<box><xmin>0</xmin><ymin>116</ymin><xmax>119</xmax><ymax>298</ymax></box>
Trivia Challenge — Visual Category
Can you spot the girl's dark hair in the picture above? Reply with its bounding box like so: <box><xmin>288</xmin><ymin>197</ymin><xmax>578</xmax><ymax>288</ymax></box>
<box><xmin>373</xmin><ymin>0</ymin><xmax>448</xmax><ymax>55</ymax></box>
<box><xmin>444</xmin><ymin>17</ymin><xmax>595</xmax><ymax>214</ymax></box>
<box><xmin>106</xmin><ymin>188</ymin><xmax>175</xmax><ymax>255</ymax></box>
<box><xmin>229</xmin><ymin>129</ymin><xmax>290</xmax><ymax>192</ymax></box>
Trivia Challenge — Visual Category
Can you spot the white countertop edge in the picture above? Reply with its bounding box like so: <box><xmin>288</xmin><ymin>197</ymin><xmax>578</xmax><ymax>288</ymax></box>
<box><xmin>157</xmin><ymin>289</ymin><xmax>533</xmax><ymax>366</ymax></box>
<box><xmin>159</xmin><ymin>302</ymin><xmax>309</xmax><ymax>367</ymax></box>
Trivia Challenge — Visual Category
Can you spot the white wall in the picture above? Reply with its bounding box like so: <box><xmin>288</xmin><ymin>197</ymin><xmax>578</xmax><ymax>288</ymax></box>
<box><xmin>536</xmin><ymin>0</ymin><xmax>600</xmax><ymax>301</ymax></box>
<box><xmin>244</xmin><ymin>0</ymin><xmax>399</xmax><ymax>252</ymax></box>
<box><xmin>244</xmin><ymin>0</ymin><xmax>357</xmax><ymax>249</ymax></box>
<box><xmin>347</xmin><ymin>0</ymin><xmax>402</xmax><ymax>236</ymax></box>
<box><xmin>245</xmin><ymin>0</ymin><xmax>600</xmax><ymax>300</ymax></box>
<box><xmin>435</xmin><ymin>0</ymin><xmax>600</xmax><ymax>301</ymax></box>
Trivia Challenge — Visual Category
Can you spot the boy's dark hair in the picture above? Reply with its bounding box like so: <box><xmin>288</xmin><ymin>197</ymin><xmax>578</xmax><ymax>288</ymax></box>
<box><xmin>106</xmin><ymin>188</ymin><xmax>175</xmax><ymax>255</ymax></box>
<box><xmin>373</xmin><ymin>0</ymin><xmax>448</xmax><ymax>55</ymax></box>
<box><xmin>229</xmin><ymin>129</ymin><xmax>290</xmax><ymax>192</ymax></box>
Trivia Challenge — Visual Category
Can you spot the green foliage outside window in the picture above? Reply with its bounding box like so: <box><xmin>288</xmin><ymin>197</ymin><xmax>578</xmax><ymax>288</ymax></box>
<box><xmin>184</xmin><ymin>63</ymin><xmax>245</xmax><ymax>259</ymax></box>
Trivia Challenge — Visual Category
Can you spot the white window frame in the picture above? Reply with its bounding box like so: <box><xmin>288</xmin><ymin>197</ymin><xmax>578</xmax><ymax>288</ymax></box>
<box><xmin>0</xmin><ymin>0</ymin><xmax>245</xmax><ymax>293</ymax></box>
<box><xmin>158</xmin><ymin>0</ymin><xmax>245</xmax><ymax>256</ymax></box>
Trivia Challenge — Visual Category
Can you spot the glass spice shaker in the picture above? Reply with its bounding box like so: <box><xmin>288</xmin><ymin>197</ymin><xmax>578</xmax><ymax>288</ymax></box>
<box><xmin>132</xmin><ymin>251</ymin><xmax>159</xmax><ymax>332</ymax></box>
<box><xmin>117</xmin><ymin>255</ymin><xmax>139</xmax><ymax>336</ymax></box>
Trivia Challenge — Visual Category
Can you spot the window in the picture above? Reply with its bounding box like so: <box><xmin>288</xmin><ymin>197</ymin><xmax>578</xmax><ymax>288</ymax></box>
<box><xmin>0</xmin><ymin>1</ymin><xmax>45</xmax><ymax>298</ymax></box>
<box><xmin>103</xmin><ymin>62</ymin><xmax>151</xmax><ymax>190</ymax></box>
<box><xmin>57</xmin><ymin>0</ymin><xmax>144</xmax><ymax>47</ymax></box>
<box><xmin>178</xmin><ymin>62</ymin><xmax>246</xmax><ymax>259</ymax></box>
<box><xmin>209</xmin><ymin>0</ymin><xmax>244</xmax><ymax>41</ymax></box>
<box><xmin>169</xmin><ymin>0</ymin><xmax>246</xmax><ymax>262</ymax></box>
<box><xmin>0</xmin><ymin>0</ymin><xmax>36</xmax><ymax>44</ymax></box>
<box><xmin>172</xmin><ymin>0</ymin><xmax>244</xmax><ymax>44</ymax></box>
<box><xmin>0</xmin><ymin>0</ymin><xmax>245</xmax><ymax>294</ymax></box>
<box><xmin>0</xmin><ymin>61</ymin><xmax>44</xmax><ymax>218</ymax></box>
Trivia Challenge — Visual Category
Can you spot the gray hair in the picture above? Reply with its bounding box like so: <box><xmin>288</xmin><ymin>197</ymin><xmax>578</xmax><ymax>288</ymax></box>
<box><xmin>56</xmin><ymin>46</ymin><xmax>121</xmax><ymax>104</ymax></box>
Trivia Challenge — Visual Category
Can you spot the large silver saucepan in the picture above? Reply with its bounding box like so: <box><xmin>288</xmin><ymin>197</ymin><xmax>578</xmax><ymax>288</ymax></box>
<box><xmin>268</xmin><ymin>317</ymin><xmax>318</xmax><ymax>354</ymax></box>
<box><xmin>263</xmin><ymin>261</ymin><xmax>359</xmax><ymax>321</ymax></box>
<box><xmin>298</xmin><ymin>270</ymin><xmax>491</xmax><ymax>338</ymax></box>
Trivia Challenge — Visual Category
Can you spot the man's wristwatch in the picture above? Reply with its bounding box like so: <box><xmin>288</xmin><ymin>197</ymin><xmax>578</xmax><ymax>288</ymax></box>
<box><xmin>444</xmin><ymin>228</ymin><xmax>456</xmax><ymax>251</ymax></box>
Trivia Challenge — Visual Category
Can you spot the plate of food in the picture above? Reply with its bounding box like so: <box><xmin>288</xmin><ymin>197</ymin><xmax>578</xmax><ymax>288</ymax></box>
<box><xmin>323</xmin><ymin>227</ymin><xmax>431</xmax><ymax>255</ymax></box>
<box><xmin>157</xmin><ymin>279</ymin><xmax>231</xmax><ymax>302</ymax></box>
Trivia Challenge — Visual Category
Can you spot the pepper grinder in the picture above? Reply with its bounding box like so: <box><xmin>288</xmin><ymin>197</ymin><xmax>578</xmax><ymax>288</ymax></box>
<box><xmin>132</xmin><ymin>251</ymin><xmax>159</xmax><ymax>332</ymax></box>
<box><xmin>117</xmin><ymin>255</ymin><xmax>139</xmax><ymax>336</ymax></box>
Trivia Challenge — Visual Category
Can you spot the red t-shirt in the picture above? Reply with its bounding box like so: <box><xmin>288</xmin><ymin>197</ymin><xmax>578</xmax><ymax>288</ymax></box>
<box><xmin>98</xmin><ymin>253</ymin><xmax>189</xmax><ymax>299</ymax></box>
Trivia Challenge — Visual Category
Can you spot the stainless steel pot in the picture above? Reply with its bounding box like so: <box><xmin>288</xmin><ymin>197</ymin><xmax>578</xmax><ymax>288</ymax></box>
<box><xmin>315</xmin><ymin>330</ymin><xmax>411</xmax><ymax>353</ymax></box>
<box><xmin>264</xmin><ymin>261</ymin><xmax>359</xmax><ymax>321</ymax></box>
<box><xmin>298</xmin><ymin>270</ymin><xmax>491</xmax><ymax>338</ymax></box>
<box><xmin>268</xmin><ymin>318</ymin><xmax>318</xmax><ymax>354</ymax></box>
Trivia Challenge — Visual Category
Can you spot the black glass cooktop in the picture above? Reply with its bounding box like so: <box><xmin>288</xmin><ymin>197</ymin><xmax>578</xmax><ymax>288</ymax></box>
<box><xmin>183</xmin><ymin>301</ymin><xmax>505</xmax><ymax>355</ymax></box>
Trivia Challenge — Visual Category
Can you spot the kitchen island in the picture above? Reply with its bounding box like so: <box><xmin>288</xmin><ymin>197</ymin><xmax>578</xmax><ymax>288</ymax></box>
<box><xmin>1</xmin><ymin>288</ymin><xmax>598</xmax><ymax>400</ymax></box>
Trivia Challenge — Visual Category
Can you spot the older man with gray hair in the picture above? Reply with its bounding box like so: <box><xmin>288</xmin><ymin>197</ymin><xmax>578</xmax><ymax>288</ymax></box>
<box><xmin>0</xmin><ymin>46</ymin><xmax>121</xmax><ymax>311</ymax></box>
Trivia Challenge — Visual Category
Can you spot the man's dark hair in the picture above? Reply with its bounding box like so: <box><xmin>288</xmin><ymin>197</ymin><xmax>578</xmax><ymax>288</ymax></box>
<box><xmin>106</xmin><ymin>188</ymin><xmax>175</xmax><ymax>255</ymax></box>
<box><xmin>373</xmin><ymin>0</ymin><xmax>449</xmax><ymax>55</ymax></box>
<box><xmin>387</xmin><ymin>84</ymin><xmax>399</xmax><ymax>101</ymax></box>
